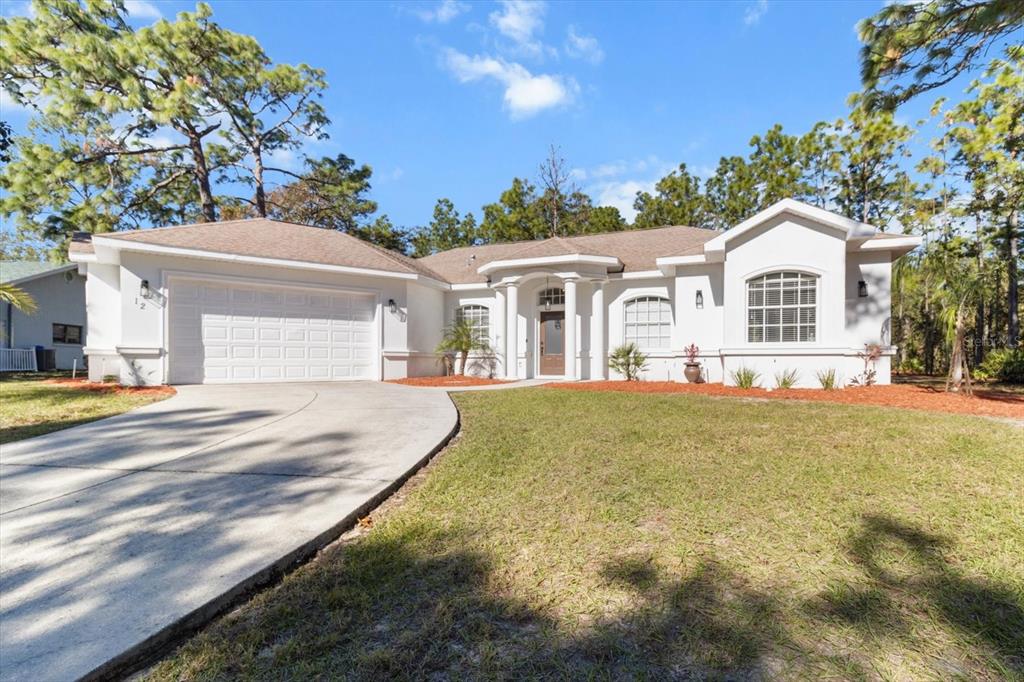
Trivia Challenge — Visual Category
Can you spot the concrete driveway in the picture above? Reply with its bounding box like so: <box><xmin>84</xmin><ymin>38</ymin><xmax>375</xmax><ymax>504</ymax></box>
<box><xmin>0</xmin><ymin>382</ymin><xmax>457</xmax><ymax>681</ymax></box>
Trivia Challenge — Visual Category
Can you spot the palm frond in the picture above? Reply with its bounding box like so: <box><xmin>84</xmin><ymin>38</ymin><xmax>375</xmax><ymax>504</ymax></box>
<box><xmin>0</xmin><ymin>283</ymin><xmax>38</xmax><ymax>314</ymax></box>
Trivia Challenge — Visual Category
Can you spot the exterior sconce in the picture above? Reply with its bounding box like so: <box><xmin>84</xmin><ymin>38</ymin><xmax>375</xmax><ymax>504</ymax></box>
<box><xmin>695</xmin><ymin>289</ymin><xmax>704</xmax><ymax>309</ymax></box>
<box><xmin>139</xmin><ymin>279</ymin><xmax>151</xmax><ymax>298</ymax></box>
<box><xmin>858</xmin><ymin>280</ymin><xmax>868</xmax><ymax>298</ymax></box>
<box><xmin>388</xmin><ymin>298</ymin><xmax>398</xmax><ymax>314</ymax></box>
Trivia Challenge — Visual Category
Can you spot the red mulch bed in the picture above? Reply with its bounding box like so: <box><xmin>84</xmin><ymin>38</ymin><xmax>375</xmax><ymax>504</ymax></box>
<box><xmin>389</xmin><ymin>376</ymin><xmax>511</xmax><ymax>388</ymax></box>
<box><xmin>548</xmin><ymin>381</ymin><xmax>1024</xmax><ymax>420</ymax></box>
<box><xmin>44</xmin><ymin>377</ymin><xmax>177</xmax><ymax>397</ymax></box>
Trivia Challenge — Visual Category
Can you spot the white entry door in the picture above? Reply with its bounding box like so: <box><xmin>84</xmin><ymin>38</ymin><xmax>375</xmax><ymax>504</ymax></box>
<box><xmin>167</xmin><ymin>278</ymin><xmax>378</xmax><ymax>384</ymax></box>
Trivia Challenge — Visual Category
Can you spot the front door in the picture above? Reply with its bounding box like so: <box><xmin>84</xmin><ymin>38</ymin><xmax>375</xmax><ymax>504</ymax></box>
<box><xmin>539</xmin><ymin>311</ymin><xmax>564</xmax><ymax>375</ymax></box>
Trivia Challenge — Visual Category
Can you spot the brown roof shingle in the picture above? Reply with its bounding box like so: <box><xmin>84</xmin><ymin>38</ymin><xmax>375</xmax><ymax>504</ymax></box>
<box><xmin>96</xmin><ymin>218</ymin><xmax>447</xmax><ymax>281</ymax></box>
<box><xmin>418</xmin><ymin>225</ymin><xmax>719</xmax><ymax>284</ymax></box>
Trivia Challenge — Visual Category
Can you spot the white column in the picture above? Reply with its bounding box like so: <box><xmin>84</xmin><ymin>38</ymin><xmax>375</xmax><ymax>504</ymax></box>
<box><xmin>564</xmin><ymin>278</ymin><xmax>577</xmax><ymax>380</ymax></box>
<box><xmin>591</xmin><ymin>281</ymin><xmax>605</xmax><ymax>380</ymax></box>
<box><xmin>505</xmin><ymin>283</ymin><xmax>518</xmax><ymax>379</ymax></box>
<box><xmin>493</xmin><ymin>287</ymin><xmax>506</xmax><ymax>376</ymax></box>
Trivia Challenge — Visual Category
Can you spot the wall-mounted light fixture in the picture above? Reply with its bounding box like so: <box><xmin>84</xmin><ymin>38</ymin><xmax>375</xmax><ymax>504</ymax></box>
<box><xmin>139</xmin><ymin>279</ymin><xmax>151</xmax><ymax>299</ymax></box>
<box><xmin>388</xmin><ymin>298</ymin><xmax>398</xmax><ymax>314</ymax></box>
<box><xmin>695</xmin><ymin>289</ymin><xmax>704</xmax><ymax>309</ymax></box>
<box><xmin>858</xmin><ymin>280</ymin><xmax>868</xmax><ymax>298</ymax></box>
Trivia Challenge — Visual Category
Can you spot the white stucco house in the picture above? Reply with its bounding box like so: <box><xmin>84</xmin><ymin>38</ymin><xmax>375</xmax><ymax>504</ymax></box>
<box><xmin>68</xmin><ymin>199</ymin><xmax>920</xmax><ymax>387</ymax></box>
<box><xmin>1</xmin><ymin>261</ymin><xmax>87</xmax><ymax>370</ymax></box>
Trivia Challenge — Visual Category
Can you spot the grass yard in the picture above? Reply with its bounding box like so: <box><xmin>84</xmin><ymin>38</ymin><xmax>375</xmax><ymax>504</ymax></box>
<box><xmin>0</xmin><ymin>375</ymin><xmax>173</xmax><ymax>444</ymax></box>
<box><xmin>149</xmin><ymin>389</ymin><xmax>1023</xmax><ymax>680</ymax></box>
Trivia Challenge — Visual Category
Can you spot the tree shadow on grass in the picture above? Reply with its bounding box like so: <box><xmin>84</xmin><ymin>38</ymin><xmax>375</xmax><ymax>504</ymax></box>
<box><xmin>806</xmin><ymin>514</ymin><xmax>1024</xmax><ymax>675</ymax></box>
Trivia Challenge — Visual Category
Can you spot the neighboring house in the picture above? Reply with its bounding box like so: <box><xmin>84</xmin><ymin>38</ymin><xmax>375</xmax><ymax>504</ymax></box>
<box><xmin>0</xmin><ymin>261</ymin><xmax>87</xmax><ymax>370</ymax></box>
<box><xmin>68</xmin><ymin>199</ymin><xmax>920</xmax><ymax>387</ymax></box>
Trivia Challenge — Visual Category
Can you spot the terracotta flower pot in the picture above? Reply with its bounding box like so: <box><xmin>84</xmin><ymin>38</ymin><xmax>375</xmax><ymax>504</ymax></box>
<box><xmin>684</xmin><ymin>362</ymin><xmax>702</xmax><ymax>383</ymax></box>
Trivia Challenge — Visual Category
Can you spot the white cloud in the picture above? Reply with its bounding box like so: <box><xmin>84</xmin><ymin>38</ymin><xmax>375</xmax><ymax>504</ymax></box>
<box><xmin>442</xmin><ymin>48</ymin><xmax>576</xmax><ymax>118</ymax></box>
<box><xmin>488</xmin><ymin>0</ymin><xmax>553</xmax><ymax>59</ymax></box>
<box><xmin>124</xmin><ymin>0</ymin><xmax>163</xmax><ymax>21</ymax></box>
<box><xmin>743</xmin><ymin>0</ymin><xmax>768</xmax><ymax>26</ymax></box>
<box><xmin>266</xmin><ymin>147</ymin><xmax>300</xmax><ymax>171</ymax></box>
<box><xmin>0</xmin><ymin>88</ymin><xmax>29</xmax><ymax>114</ymax></box>
<box><xmin>593</xmin><ymin>179</ymin><xmax>655</xmax><ymax>223</ymax></box>
<box><xmin>414</xmin><ymin>0</ymin><xmax>470</xmax><ymax>24</ymax></box>
<box><xmin>565</xmin><ymin>25</ymin><xmax>603</xmax><ymax>64</ymax></box>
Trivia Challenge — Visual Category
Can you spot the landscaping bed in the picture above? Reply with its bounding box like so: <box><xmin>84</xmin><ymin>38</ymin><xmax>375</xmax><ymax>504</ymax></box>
<box><xmin>0</xmin><ymin>375</ymin><xmax>174</xmax><ymax>444</ymax></box>
<box><xmin>552</xmin><ymin>380</ymin><xmax>1024</xmax><ymax>420</ymax></box>
<box><xmin>389</xmin><ymin>376</ymin><xmax>511</xmax><ymax>388</ymax></box>
<box><xmin>148</xmin><ymin>389</ymin><xmax>1023</xmax><ymax>680</ymax></box>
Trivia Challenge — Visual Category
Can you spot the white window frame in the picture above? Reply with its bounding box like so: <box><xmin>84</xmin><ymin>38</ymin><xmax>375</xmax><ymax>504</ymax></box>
<box><xmin>456</xmin><ymin>304</ymin><xmax>490</xmax><ymax>342</ymax></box>
<box><xmin>538</xmin><ymin>287</ymin><xmax>565</xmax><ymax>307</ymax></box>
<box><xmin>746</xmin><ymin>271</ymin><xmax>818</xmax><ymax>344</ymax></box>
<box><xmin>623</xmin><ymin>296</ymin><xmax>672</xmax><ymax>350</ymax></box>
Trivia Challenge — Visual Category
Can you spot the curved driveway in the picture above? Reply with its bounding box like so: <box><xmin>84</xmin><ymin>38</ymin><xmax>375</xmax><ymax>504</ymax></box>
<box><xmin>0</xmin><ymin>382</ymin><xmax>457</xmax><ymax>681</ymax></box>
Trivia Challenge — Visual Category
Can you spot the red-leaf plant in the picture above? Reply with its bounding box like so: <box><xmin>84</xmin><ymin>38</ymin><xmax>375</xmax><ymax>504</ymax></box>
<box><xmin>683</xmin><ymin>343</ymin><xmax>700</xmax><ymax>364</ymax></box>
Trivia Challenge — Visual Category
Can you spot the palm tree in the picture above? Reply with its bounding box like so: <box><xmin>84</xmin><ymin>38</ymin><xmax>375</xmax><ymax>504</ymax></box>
<box><xmin>934</xmin><ymin>245</ymin><xmax>983</xmax><ymax>394</ymax></box>
<box><xmin>0</xmin><ymin>283</ymin><xmax>37</xmax><ymax>314</ymax></box>
<box><xmin>436</xmin><ymin>318</ymin><xmax>491</xmax><ymax>376</ymax></box>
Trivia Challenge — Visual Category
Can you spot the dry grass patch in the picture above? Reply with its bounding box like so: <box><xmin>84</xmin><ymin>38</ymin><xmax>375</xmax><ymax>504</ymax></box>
<box><xmin>148</xmin><ymin>388</ymin><xmax>1023</xmax><ymax>680</ymax></box>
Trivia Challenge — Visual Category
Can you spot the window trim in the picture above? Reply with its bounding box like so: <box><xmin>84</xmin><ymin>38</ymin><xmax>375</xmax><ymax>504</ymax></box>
<box><xmin>537</xmin><ymin>287</ymin><xmax>565</xmax><ymax>307</ymax></box>
<box><xmin>456</xmin><ymin>304</ymin><xmax>490</xmax><ymax>342</ymax></box>
<box><xmin>744</xmin><ymin>270</ymin><xmax>819</xmax><ymax>345</ymax></box>
<box><xmin>52</xmin><ymin>322</ymin><xmax>84</xmax><ymax>345</ymax></box>
<box><xmin>622</xmin><ymin>295</ymin><xmax>672</xmax><ymax>350</ymax></box>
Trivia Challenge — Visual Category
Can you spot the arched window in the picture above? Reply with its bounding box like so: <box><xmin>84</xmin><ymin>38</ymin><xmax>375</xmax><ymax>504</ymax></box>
<box><xmin>538</xmin><ymin>287</ymin><xmax>564</xmax><ymax>307</ymax></box>
<box><xmin>456</xmin><ymin>304</ymin><xmax>489</xmax><ymax>341</ymax></box>
<box><xmin>746</xmin><ymin>271</ymin><xmax>817</xmax><ymax>343</ymax></box>
<box><xmin>624</xmin><ymin>296</ymin><xmax>672</xmax><ymax>349</ymax></box>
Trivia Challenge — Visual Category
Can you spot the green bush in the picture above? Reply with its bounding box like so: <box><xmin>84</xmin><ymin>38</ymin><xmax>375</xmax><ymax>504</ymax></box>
<box><xmin>730</xmin><ymin>366</ymin><xmax>760</xmax><ymax>389</ymax></box>
<box><xmin>774</xmin><ymin>368</ymin><xmax>799</xmax><ymax>389</ymax></box>
<box><xmin>976</xmin><ymin>348</ymin><xmax>1024</xmax><ymax>383</ymax></box>
<box><xmin>896</xmin><ymin>357</ymin><xmax>924</xmax><ymax>374</ymax></box>
<box><xmin>815</xmin><ymin>368</ymin><xmax>838</xmax><ymax>390</ymax></box>
<box><xmin>609</xmin><ymin>343</ymin><xmax>648</xmax><ymax>381</ymax></box>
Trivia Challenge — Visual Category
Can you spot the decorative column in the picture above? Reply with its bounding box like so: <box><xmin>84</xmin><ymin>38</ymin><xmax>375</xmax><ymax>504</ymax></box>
<box><xmin>493</xmin><ymin>287</ymin><xmax>506</xmax><ymax>377</ymax></box>
<box><xmin>591</xmin><ymin>281</ymin><xmax>605</xmax><ymax>379</ymax></box>
<box><xmin>505</xmin><ymin>283</ymin><xmax>518</xmax><ymax>379</ymax></box>
<box><xmin>564</xmin><ymin>278</ymin><xmax>577</xmax><ymax>380</ymax></box>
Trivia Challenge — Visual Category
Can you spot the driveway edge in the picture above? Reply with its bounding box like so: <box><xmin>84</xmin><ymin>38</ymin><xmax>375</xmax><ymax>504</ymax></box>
<box><xmin>81</xmin><ymin>394</ymin><xmax>461</xmax><ymax>682</ymax></box>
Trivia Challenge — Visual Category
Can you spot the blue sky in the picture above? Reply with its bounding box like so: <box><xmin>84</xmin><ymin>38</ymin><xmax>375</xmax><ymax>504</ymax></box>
<box><xmin>2</xmin><ymin>0</ymin><xmax>971</xmax><ymax>230</ymax></box>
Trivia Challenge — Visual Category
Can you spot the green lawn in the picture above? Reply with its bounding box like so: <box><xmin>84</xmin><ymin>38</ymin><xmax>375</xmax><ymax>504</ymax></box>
<box><xmin>149</xmin><ymin>389</ymin><xmax>1023</xmax><ymax>680</ymax></box>
<box><xmin>0</xmin><ymin>375</ymin><xmax>171</xmax><ymax>444</ymax></box>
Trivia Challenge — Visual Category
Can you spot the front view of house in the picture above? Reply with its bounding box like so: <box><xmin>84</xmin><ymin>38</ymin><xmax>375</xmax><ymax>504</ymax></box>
<box><xmin>69</xmin><ymin>199</ymin><xmax>920</xmax><ymax>387</ymax></box>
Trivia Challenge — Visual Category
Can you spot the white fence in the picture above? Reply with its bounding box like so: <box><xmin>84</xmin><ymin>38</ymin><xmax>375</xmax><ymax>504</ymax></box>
<box><xmin>0</xmin><ymin>348</ymin><xmax>38</xmax><ymax>372</ymax></box>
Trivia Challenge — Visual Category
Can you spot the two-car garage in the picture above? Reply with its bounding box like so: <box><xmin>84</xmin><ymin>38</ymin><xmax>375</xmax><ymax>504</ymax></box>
<box><xmin>167</xmin><ymin>278</ymin><xmax>378</xmax><ymax>384</ymax></box>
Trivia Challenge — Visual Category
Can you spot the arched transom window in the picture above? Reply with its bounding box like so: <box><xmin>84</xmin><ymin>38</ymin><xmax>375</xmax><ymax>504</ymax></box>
<box><xmin>456</xmin><ymin>304</ymin><xmax>489</xmax><ymax>341</ymax></box>
<box><xmin>747</xmin><ymin>271</ymin><xmax>817</xmax><ymax>343</ymax></box>
<box><xmin>624</xmin><ymin>296</ymin><xmax>672</xmax><ymax>349</ymax></box>
<box><xmin>538</xmin><ymin>287</ymin><xmax>564</xmax><ymax>307</ymax></box>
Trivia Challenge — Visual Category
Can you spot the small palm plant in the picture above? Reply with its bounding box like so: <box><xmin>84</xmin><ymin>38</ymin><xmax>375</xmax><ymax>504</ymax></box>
<box><xmin>815</xmin><ymin>368</ymin><xmax>838</xmax><ymax>390</ymax></box>
<box><xmin>730</xmin><ymin>366</ymin><xmax>760</xmax><ymax>389</ymax></box>
<box><xmin>609</xmin><ymin>343</ymin><xmax>647</xmax><ymax>381</ymax></box>
<box><xmin>436</xmin><ymin>318</ymin><xmax>490</xmax><ymax>376</ymax></box>
<box><xmin>774</xmin><ymin>368</ymin><xmax>799</xmax><ymax>389</ymax></box>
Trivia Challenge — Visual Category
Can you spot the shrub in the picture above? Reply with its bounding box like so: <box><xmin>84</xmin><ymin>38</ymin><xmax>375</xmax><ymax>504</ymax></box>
<box><xmin>730</xmin><ymin>366</ymin><xmax>760</xmax><ymax>389</ymax></box>
<box><xmin>436</xmin><ymin>318</ymin><xmax>491</xmax><ymax>376</ymax></box>
<box><xmin>815</xmin><ymin>368</ymin><xmax>838</xmax><ymax>390</ymax></box>
<box><xmin>896</xmin><ymin>357</ymin><xmax>924</xmax><ymax>374</ymax></box>
<box><xmin>774</xmin><ymin>368</ymin><xmax>799</xmax><ymax>389</ymax></box>
<box><xmin>609</xmin><ymin>343</ymin><xmax>648</xmax><ymax>381</ymax></box>
<box><xmin>977</xmin><ymin>348</ymin><xmax>1024</xmax><ymax>384</ymax></box>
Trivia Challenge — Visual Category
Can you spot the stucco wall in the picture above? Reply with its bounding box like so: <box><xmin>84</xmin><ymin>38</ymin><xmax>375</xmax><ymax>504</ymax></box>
<box><xmin>1</xmin><ymin>270</ymin><xmax>86</xmax><ymax>370</ymax></box>
<box><xmin>845</xmin><ymin>251</ymin><xmax>892</xmax><ymax>348</ymax></box>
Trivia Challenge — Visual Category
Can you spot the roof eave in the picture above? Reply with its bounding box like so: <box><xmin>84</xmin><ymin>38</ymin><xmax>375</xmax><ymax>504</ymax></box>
<box><xmin>477</xmin><ymin>253</ymin><xmax>621</xmax><ymax>276</ymax></box>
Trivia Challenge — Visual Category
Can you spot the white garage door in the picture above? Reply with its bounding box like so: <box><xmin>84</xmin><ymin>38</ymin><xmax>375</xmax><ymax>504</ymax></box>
<box><xmin>167</xmin><ymin>278</ymin><xmax>378</xmax><ymax>384</ymax></box>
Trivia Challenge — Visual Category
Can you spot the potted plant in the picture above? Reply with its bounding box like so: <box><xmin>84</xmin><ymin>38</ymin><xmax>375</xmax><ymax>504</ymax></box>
<box><xmin>682</xmin><ymin>343</ymin><xmax>702</xmax><ymax>383</ymax></box>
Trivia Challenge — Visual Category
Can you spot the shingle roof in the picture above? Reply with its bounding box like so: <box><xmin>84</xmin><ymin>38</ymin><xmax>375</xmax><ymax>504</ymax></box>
<box><xmin>418</xmin><ymin>225</ymin><xmax>719</xmax><ymax>284</ymax></box>
<box><xmin>93</xmin><ymin>218</ymin><xmax>447</xmax><ymax>281</ymax></box>
<box><xmin>0</xmin><ymin>260</ymin><xmax>75</xmax><ymax>284</ymax></box>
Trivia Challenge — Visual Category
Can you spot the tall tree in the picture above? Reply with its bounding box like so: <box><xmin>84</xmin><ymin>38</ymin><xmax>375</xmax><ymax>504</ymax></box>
<box><xmin>479</xmin><ymin>178</ymin><xmax>546</xmax><ymax>242</ymax></box>
<box><xmin>267</xmin><ymin>154</ymin><xmax>377</xmax><ymax>231</ymax></box>
<box><xmin>537</xmin><ymin>145</ymin><xmax>574</xmax><ymax>237</ymax></box>
<box><xmin>748</xmin><ymin>124</ymin><xmax>808</xmax><ymax>206</ymax></box>
<box><xmin>705</xmin><ymin>155</ymin><xmax>759</xmax><ymax>229</ymax></box>
<box><xmin>797</xmin><ymin>122</ymin><xmax>841</xmax><ymax>208</ymax></box>
<box><xmin>411</xmin><ymin>198</ymin><xmax>479</xmax><ymax>257</ymax></box>
<box><xmin>833</xmin><ymin>94</ymin><xmax>917</xmax><ymax>228</ymax></box>
<box><xmin>633</xmin><ymin>163</ymin><xmax>712</xmax><ymax>229</ymax></box>
<box><xmin>858</xmin><ymin>0</ymin><xmax>1024</xmax><ymax>110</ymax></box>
